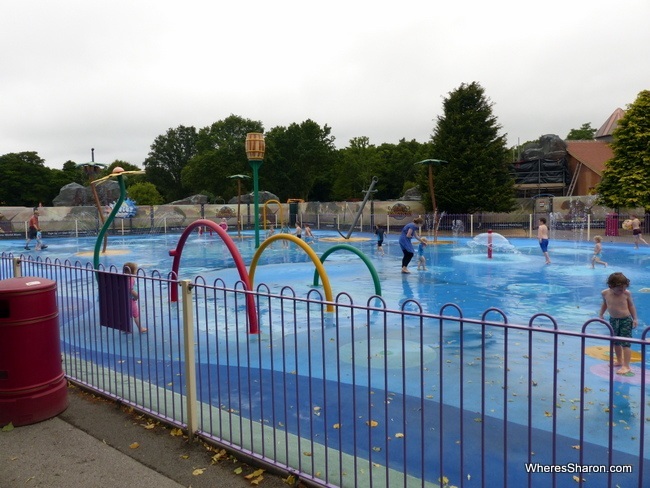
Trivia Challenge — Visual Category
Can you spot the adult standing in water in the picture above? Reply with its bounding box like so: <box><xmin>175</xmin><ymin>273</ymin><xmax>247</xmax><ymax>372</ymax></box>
<box><xmin>399</xmin><ymin>217</ymin><xmax>426</xmax><ymax>273</ymax></box>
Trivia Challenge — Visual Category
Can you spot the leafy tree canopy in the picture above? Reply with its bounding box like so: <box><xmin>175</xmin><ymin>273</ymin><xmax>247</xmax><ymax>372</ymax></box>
<box><xmin>182</xmin><ymin>115</ymin><xmax>263</xmax><ymax>201</ymax></box>
<box><xmin>127</xmin><ymin>182</ymin><xmax>164</xmax><ymax>206</ymax></box>
<box><xmin>330</xmin><ymin>136</ymin><xmax>379</xmax><ymax>201</ymax></box>
<box><xmin>0</xmin><ymin>152</ymin><xmax>63</xmax><ymax>206</ymax></box>
<box><xmin>375</xmin><ymin>139</ymin><xmax>432</xmax><ymax>200</ymax></box>
<box><xmin>144</xmin><ymin>125</ymin><xmax>198</xmax><ymax>202</ymax></box>
<box><xmin>429</xmin><ymin>81</ymin><xmax>515</xmax><ymax>213</ymax></box>
<box><xmin>263</xmin><ymin>120</ymin><xmax>337</xmax><ymax>201</ymax></box>
<box><xmin>597</xmin><ymin>90</ymin><xmax>650</xmax><ymax>209</ymax></box>
<box><xmin>566</xmin><ymin>122</ymin><xmax>596</xmax><ymax>140</ymax></box>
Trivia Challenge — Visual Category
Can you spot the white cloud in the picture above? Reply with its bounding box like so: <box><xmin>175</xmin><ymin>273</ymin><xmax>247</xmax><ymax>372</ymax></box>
<box><xmin>1</xmin><ymin>0</ymin><xmax>649</xmax><ymax>168</ymax></box>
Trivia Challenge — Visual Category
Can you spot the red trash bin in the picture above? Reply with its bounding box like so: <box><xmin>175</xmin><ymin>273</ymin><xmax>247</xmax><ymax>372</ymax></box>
<box><xmin>605</xmin><ymin>213</ymin><xmax>619</xmax><ymax>237</ymax></box>
<box><xmin>0</xmin><ymin>277</ymin><xmax>68</xmax><ymax>426</ymax></box>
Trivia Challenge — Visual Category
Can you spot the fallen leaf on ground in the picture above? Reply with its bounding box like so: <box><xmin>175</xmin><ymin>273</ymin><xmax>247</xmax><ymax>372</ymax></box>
<box><xmin>245</xmin><ymin>469</ymin><xmax>265</xmax><ymax>480</ymax></box>
<box><xmin>129</xmin><ymin>442</ymin><xmax>140</xmax><ymax>449</ymax></box>
<box><xmin>192</xmin><ymin>468</ymin><xmax>205</xmax><ymax>476</ymax></box>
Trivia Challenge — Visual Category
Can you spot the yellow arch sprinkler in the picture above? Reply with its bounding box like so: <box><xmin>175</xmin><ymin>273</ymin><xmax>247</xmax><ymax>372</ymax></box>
<box><xmin>92</xmin><ymin>167</ymin><xmax>145</xmax><ymax>269</ymax></box>
<box><xmin>249</xmin><ymin>234</ymin><xmax>335</xmax><ymax>312</ymax></box>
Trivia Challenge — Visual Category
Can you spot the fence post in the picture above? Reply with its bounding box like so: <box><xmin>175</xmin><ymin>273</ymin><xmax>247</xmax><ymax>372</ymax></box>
<box><xmin>180</xmin><ymin>279</ymin><xmax>198</xmax><ymax>440</ymax></box>
<box><xmin>529</xmin><ymin>214</ymin><xmax>533</xmax><ymax>238</ymax></box>
<box><xmin>587</xmin><ymin>214</ymin><xmax>591</xmax><ymax>241</ymax></box>
<box><xmin>12</xmin><ymin>257</ymin><xmax>21</xmax><ymax>278</ymax></box>
<box><xmin>470</xmin><ymin>214</ymin><xmax>474</xmax><ymax>238</ymax></box>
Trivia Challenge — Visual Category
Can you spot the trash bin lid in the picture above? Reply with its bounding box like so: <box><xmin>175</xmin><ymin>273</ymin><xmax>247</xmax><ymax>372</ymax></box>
<box><xmin>0</xmin><ymin>277</ymin><xmax>56</xmax><ymax>296</ymax></box>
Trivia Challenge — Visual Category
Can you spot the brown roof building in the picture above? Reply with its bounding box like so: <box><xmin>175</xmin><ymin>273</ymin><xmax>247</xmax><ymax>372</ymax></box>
<box><xmin>563</xmin><ymin>107</ymin><xmax>623</xmax><ymax>195</ymax></box>
<box><xmin>510</xmin><ymin>108</ymin><xmax>623</xmax><ymax>196</ymax></box>
<box><xmin>565</xmin><ymin>140</ymin><xmax>613</xmax><ymax>196</ymax></box>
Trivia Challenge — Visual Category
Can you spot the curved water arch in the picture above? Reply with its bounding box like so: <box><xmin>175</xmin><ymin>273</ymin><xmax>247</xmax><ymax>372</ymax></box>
<box><xmin>93</xmin><ymin>175</ymin><xmax>126</xmax><ymax>269</ymax></box>
<box><xmin>169</xmin><ymin>219</ymin><xmax>258</xmax><ymax>334</ymax></box>
<box><xmin>312</xmin><ymin>244</ymin><xmax>381</xmax><ymax>296</ymax></box>
<box><xmin>249</xmin><ymin>234</ymin><xmax>334</xmax><ymax>312</ymax></box>
<box><xmin>262</xmin><ymin>199</ymin><xmax>283</xmax><ymax>230</ymax></box>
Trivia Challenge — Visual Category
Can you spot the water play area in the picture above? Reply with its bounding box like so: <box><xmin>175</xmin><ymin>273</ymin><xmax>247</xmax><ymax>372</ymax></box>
<box><xmin>2</xmin><ymin>229</ymin><xmax>648</xmax><ymax>487</ymax></box>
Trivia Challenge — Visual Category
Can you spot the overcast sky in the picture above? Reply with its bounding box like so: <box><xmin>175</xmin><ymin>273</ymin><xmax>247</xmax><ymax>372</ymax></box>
<box><xmin>2</xmin><ymin>1</ymin><xmax>649</xmax><ymax>169</ymax></box>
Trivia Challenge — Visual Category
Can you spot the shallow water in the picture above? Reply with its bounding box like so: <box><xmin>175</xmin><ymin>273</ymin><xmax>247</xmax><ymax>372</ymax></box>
<box><xmin>9</xmin><ymin>230</ymin><xmax>650</xmax><ymax>332</ymax></box>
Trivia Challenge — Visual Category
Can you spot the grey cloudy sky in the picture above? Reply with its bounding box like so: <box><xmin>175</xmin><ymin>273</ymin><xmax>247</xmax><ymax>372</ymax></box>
<box><xmin>2</xmin><ymin>0</ymin><xmax>649</xmax><ymax>169</ymax></box>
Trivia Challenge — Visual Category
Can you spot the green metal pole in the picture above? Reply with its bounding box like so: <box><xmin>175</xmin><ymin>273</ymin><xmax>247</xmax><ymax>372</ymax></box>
<box><xmin>253</xmin><ymin>163</ymin><xmax>259</xmax><ymax>248</ymax></box>
<box><xmin>93</xmin><ymin>175</ymin><xmax>126</xmax><ymax>269</ymax></box>
<box><xmin>250</xmin><ymin>160</ymin><xmax>262</xmax><ymax>248</ymax></box>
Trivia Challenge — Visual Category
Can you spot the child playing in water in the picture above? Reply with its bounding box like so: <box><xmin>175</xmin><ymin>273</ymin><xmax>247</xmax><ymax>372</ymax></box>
<box><xmin>123</xmin><ymin>262</ymin><xmax>147</xmax><ymax>333</ymax></box>
<box><xmin>591</xmin><ymin>236</ymin><xmax>608</xmax><ymax>268</ymax></box>
<box><xmin>599</xmin><ymin>272</ymin><xmax>637</xmax><ymax>375</ymax></box>
<box><xmin>374</xmin><ymin>225</ymin><xmax>385</xmax><ymax>256</ymax></box>
<box><xmin>417</xmin><ymin>237</ymin><xmax>428</xmax><ymax>271</ymax></box>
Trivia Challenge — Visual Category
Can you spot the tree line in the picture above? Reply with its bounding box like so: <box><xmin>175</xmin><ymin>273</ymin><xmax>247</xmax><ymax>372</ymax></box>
<box><xmin>2</xmin><ymin>84</ymin><xmax>646</xmax><ymax>212</ymax></box>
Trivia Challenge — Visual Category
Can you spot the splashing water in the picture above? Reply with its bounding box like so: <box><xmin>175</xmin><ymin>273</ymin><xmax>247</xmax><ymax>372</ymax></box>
<box><xmin>467</xmin><ymin>232</ymin><xmax>518</xmax><ymax>253</ymax></box>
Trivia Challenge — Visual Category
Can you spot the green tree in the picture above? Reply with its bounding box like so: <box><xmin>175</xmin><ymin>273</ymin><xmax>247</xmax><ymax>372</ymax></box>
<box><xmin>127</xmin><ymin>182</ymin><xmax>164</xmax><ymax>205</ymax></box>
<box><xmin>566</xmin><ymin>123</ymin><xmax>596</xmax><ymax>140</ymax></box>
<box><xmin>144</xmin><ymin>125</ymin><xmax>198</xmax><ymax>202</ymax></box>
<box><xmin>105</xmin><ymin>160</ymin><xmax>147</xmax><ymax>187</ymax></box>
<box><xmin>182</xmin><ymin>115</ymin><xmax>263</xmax><ymax>201</ymax></box>
<box><xmin>596</xmin><ymin>90</ymin><xmax>650</xmax><ymax>209</ymax></box>
<box><xmin>330</xmin><ymin>136</ymin><xmax>379</xmax><ymax>201</ymax></box>
<box><xmin>429</xmin><ymin>82</ymin><xmax>515</xmax><ymax>213</ymax></box>
<box><xmin>375</xmin><ymin>139</ymin><xmax>431</xmax><ymax>200</ymax></box>
<box><xmin>0</xmin><ymin>152</ymin><xmax>58</xmax><ymax>206</ymax></box>
<box><xmin>60</xmin><ymin>160</ymin><xmax>86</xmax><ymax>184</ymax></box>
<box><xmin>264</xmin><ymin>120</ymin><xmax>337</xmax><ymax>201</ymax></box>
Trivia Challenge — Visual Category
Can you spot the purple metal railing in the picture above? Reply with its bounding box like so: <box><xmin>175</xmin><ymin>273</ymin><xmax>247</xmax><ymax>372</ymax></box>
<box><xmin>1</xmin><ymin>253</ymin><xmax>647</xmax><ymax>487</ymax></box>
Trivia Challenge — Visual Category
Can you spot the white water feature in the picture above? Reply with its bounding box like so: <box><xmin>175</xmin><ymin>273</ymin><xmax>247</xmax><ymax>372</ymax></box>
<box><xmin>466</xmin><ymin>232</ymin><xmax>518</xmax><ymax>253</ymax></box>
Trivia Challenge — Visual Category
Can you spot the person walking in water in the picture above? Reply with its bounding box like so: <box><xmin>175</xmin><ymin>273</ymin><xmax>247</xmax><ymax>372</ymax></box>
<box><xmin>399</xmin><ymin>217</ymin><xmax>426</xmax><ymax>273</ymax></box>
<box><xmin>25</xmin><ymin>209</ymin><xmax>47</xmax><ymax>250</ymax></box>
<box><xmin>417</xmin><ymin>237</ymin><xmax>428</xmax><ymax>270</ymax></box>
<box><xmin>630</xmin><ymin>214</ymin><xmax>648</xmax><ymax>249</ymax></box>
<box><xmin>591</xmin><ymin>236</ymin><xmax>607</xmax><ymax>268</ymax></box>
<box><xmin>374</xmin><ymin>225</ymin><xmax>386</xmax><ymax>255</ymax></box>
<box><xmin>538</xmin><ymin>217</ymin><xmax>551</xmax><ymax>265</ymax></box>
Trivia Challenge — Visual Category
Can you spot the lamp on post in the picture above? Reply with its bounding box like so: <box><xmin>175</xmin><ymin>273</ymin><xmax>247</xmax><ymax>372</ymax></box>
<box><xmin>415</xmin><ymin>158</ymin><xmax>448</xmax><ymax>242</ymax></box>
<box><xmin>245</xmin><ymin>133</ymin><xmax>265</xmax><ymax>248</ymax></box>
<box><xmin>228</xmin><ymin>174</ymin><xmax>250</xmax><ymax>239</ymax></box>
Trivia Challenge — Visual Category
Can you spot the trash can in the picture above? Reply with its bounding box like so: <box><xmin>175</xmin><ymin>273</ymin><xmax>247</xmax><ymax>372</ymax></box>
<box><xmin>0</xmin><ymin>277</ymin><xmax>67</xmax><ymax>426</ymax></box>
<box><xmin>605</xmin><ymin>213</ymin><xmax>619</xmax><ymax>237</ymax></box>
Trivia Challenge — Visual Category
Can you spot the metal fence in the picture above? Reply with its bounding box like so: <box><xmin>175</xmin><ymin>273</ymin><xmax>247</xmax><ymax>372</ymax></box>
<box><xmin>1</xmin><ymin>254</ymin><xmax>648</xmax><ymax>487</ymax></box>
<box><xmin>1</xmin><ymin>210</ymin><xmax>634</xmax><ymax>242</ymax></box>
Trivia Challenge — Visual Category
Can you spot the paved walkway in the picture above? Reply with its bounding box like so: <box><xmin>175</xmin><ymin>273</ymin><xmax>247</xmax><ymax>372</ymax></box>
<box><xmin>0</xmin><ymin>385</ymin><xmax>290</xmax><ymax>488</ymax></box>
